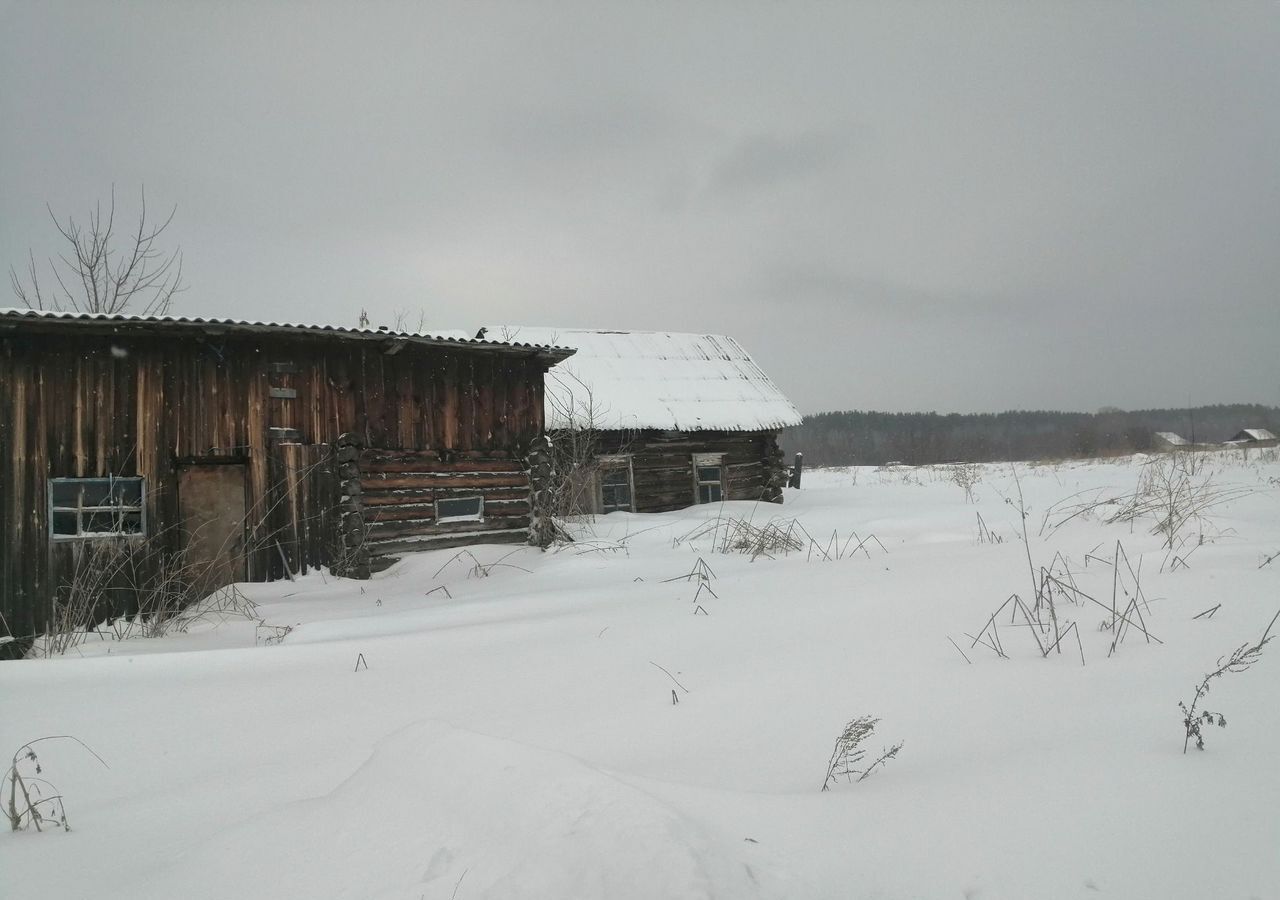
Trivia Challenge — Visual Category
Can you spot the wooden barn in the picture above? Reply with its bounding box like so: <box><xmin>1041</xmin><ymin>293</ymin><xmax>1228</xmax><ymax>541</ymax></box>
<box><xmin>483</xmin><ymin>327</ymin><xmax>801</xmax><ymax>513</ymax></box>
<box><xmin>1225</xmin><ymin>428</ymin><xmax>1278</xmax><ymax>447</ymax></box>
<box><xmin>0</xmin><ymin>309</ymin><xmax>572</xmax><ymax>652</ymax></box>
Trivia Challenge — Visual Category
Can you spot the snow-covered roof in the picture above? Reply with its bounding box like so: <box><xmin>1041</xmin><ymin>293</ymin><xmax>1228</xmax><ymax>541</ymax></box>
<box><xmin>1154</xmin><ymin>432</ymin><xmax>1188</xmax><ymax>446</ymax></box>
<box><xmin>483</xmin><ymin>327</ymin><xmax>802</xmax><ymax>432</ymax></box>
<box><xmin>0</xmin><ymin>308</ymin><xmax>572</xmax><ymax>361</ymax></box>
<box><xmin>1230</xmin><ymin>428</ymin><xmax>1277</xmax><ymax>442</ymax></box>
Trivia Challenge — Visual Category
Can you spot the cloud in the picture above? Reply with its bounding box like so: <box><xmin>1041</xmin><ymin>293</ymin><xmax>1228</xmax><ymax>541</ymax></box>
<box><xmin>706</xmin><ymin>128</ymin><xmax>859</xmax><ymax>197</ymax></box>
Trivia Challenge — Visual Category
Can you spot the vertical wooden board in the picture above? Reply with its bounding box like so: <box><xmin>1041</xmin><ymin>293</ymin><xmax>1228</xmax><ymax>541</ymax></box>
<box><xmin>31</xmin><ymin>356</ymin><xmax>50</xmax><ymax>627</ymax></box>
<box><xmin>531</xmin><ymin>364</ymin><xmax>545</xmax><ymax>437</ymax></box>
<box><xmin>245</xmin><ymin>361</ymin><xmax>270</xmax><ymax>580</ymax></box>
<box><xmin>375</xmin><ymin>351</ymin><xmax>392</xmax><ymax>448</ymax></box>
<box><xmin>72</xmin><ymin>353</ymin><xmax>85</xmax><ymax>477</ymax></box>
<box><xmin>215</xmin><ymin>346</ymin><xmax>232</xmax><ymax>452</ymax></box>
<box><xmin>108</xmin><ymin>346</ymin><xmax>127</xmax><ymax>473</ymax></box>
<box><xmin>310</xmin><ymin>355</ymin><xmax>325</xmax><ymax>446</ymax></box>
<box><xmin>0</xmin><ymin>346</ymin><xmax>27</xmax><ymax>643</ymax></box>
<box><xmin>356</xmin><ymin>348</ymin><xmax>374</xmax><ymax>446</ymax></box>
<box><xmin>230</xmin><ymin>348</ymin><xmax>246</xmax><ymax>453</ymax></box>
<box><xmin>395</xmin><ymin>355</ymin><xmax>413</xmax><ymax>450</ymax></box>
<box><xmin>442</xmin><ymin>353</ymin><xmax>459</xmax><ymax>449</ymax></box>
<box><xmin>504</xmin><ymin>362</ymin><xmax>521</xmax><ymax>449</ymax></box>
<box><xmin>474</xmin><ymin>356</ymin><xmax>493</xmax><ymax>448</ymax></box>
<box><xmin>377</xmin><ymin>352</ymin><xmax>398</xmax><ymax>449</ymax></box>
<box><xmin>341</xmin><ymin>346</ymin><xmax>359</xmax><ymax>441</ymax></box>
<box><xmin>515</xmin><ymin>366</ymin><xmax>534</xmax><ymax>447</ymax></box>
<box><xmin>490</xmin><ymin>359</ymin><xmax>508</xmax><ymax>450</ymax></box>
<box><xmin>426</xmin><ymin>350</ymin><xmax>442</xmax><ymax>448</ymax></box>
<box><xmin>151</xmin><ymin>349</ymin><xmax>178</xmax><ymax>546</ymax></box>
<box><xmin>407</xmin><ymin>352</ymin><xmax>426</xmax><ymax>449</ymax></box>
<box><xmin>459</xmin><ymin>356</ymin><xmax>476</xmax><ymax>450</ymax></box>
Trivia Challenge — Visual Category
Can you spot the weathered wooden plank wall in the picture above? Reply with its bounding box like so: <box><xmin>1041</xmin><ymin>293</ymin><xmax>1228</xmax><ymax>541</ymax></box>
<box><xmin>0</xmin><ymin>326</ymin><xmax>550</xmax><ymax>651</ymax></box>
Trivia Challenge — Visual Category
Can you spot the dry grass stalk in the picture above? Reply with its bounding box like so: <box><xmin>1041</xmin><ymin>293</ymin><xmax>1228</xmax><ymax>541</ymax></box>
<box><xmin>821</xmin><ymin>716</ymin><xmax>904</xmax><ymax>791</ymax></box>
<box><xmin>5</xmin><ymin>736</ymin><xmax>108</xmax><ymax>833</ymax></box>
<box><xmin>1179</xmin><ymin>609</ymin><xmax>1279</xmax><ymax>753</ymax></box>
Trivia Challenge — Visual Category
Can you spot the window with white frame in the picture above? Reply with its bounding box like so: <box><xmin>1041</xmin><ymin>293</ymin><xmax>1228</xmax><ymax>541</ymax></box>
<box><xmin>435</xmin><ymin>495</ymin><xmax>484</xmax><ymax>523</ymax></box>
<box><xmin>598</xmin><ymin>456</ymin><xmax>633</xmax><ymax>513</ymax></box>
<box><xmin>693</xmin><ymin>454</ymin><xmax>724</xmax><ymax>504</ymax></box>
<box><xmin>49</xmin><ymin>476</ymin><xmax>146</xmax><ymax>539</ymax></box>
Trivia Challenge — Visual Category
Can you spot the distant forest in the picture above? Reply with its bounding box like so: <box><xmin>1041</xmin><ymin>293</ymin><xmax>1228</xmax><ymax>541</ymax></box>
<box><xmin>780</xmin><ymin>404</ymin><xmax>1280</xmax><ymax>467</ymax></box>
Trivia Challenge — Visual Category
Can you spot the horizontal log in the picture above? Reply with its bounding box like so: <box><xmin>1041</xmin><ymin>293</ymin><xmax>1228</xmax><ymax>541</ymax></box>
<box><xmin>484</xmin><ymin>500</ymin><xmax>531</xmax><ymax>516</ymax></box>
<box><xmin>362</xmin><ymin>499</ymin><xmax>529</xmax><ymax>523</ymax></box>
<box><xmin>362</xmin><ymin>504</ymin><xmax>437</xmax><ymax>522</ymax></box>
<box><xmin>365</xmin><ymin>528</ymin><xmax>529</xmax><ymax>557</ymax></box>
<box><xmin>360</xmin><ymin>473</ymin><xmax>529</xmax><ymax>491</ymax></box>
<box><xmin>366</xmin><ymin>514</ymin><xmax>530</xmax><ymax>541</ymax></box>
<box><xmin>361</xmin><ymin>487</ymin><xmax>528</xmax><ymax>506</ymax></box>
<box><xmin>361</xmin><ymin>459</ymin><xmax>525</xmax><ymax>475</ymax></box>
<box><xmin>360</xmin><ymin>448</ymin><xmax>517</xmax><ymax>465</ymax></box>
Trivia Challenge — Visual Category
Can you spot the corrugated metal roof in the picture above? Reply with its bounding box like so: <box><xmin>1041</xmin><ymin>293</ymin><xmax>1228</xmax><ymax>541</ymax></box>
<box><xmin>1154</xmin><ymin>432</ymin><xmax>1189</xmax><ymax>446</ymax></box>
<box><xmin>1234</xmin><ymin>428</ymin><xmax>1277</xmax><ymax>442</ymax></box>
<box><xmin>484</xmin><ymin>327</ymin><xmax>802</xmax><ymax>432</ymax></box>
<box><xmin>0</xmin><ymin>308</ymin><xmax>572</xmax><ymax>359</ymax></box>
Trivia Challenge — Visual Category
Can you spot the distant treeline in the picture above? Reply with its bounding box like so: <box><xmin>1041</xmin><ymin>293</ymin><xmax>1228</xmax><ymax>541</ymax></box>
<box><xmin>781</xmin><ymin>404</ymin><xmax>1280</xmax><ymax>467</ymax></box>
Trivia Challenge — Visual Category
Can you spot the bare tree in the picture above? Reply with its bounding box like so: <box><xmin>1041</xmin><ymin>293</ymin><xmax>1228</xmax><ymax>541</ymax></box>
<box><xmin>10</xmin><ymin>186</ymin><xmax>184</xmax><ymax>315</ymax></box>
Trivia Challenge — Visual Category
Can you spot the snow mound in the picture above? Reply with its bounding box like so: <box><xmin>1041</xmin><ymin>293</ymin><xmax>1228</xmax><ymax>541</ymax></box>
<box><xmin>131</xmin><ymin>720</ymin><xmax>763</xmax><ymax>900</ymax></box>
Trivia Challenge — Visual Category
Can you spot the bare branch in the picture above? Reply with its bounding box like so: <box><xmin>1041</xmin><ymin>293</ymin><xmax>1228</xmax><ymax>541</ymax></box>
<box><xmin>12</xmin><ymin>186</ymin><xmax>184</xmax><ymax>315</ymax></box>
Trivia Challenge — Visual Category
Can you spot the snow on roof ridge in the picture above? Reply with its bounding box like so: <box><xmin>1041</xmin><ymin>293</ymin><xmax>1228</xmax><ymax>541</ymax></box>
<box><xmin>484</xmin><ymin>325</ymin><xmax>802</xmax><ymax>432</ymax></box>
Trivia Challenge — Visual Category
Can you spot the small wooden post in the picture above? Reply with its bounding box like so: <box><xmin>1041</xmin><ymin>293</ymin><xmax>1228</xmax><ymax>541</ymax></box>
<box><xmin>789</xmin><ymin>452</ymin><xmax>804</xmax><ymax>489</ymax></box>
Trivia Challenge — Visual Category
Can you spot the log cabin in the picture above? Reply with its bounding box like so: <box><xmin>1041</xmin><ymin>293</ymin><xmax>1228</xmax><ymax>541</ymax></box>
<box><xmin>0</xmin><ymin>309</ymin><xmax>572</xmax><ymax>653</ymax></box>
<box><xmin>481</xmin><ymin>327</ymin><xmax>802</xmax><ymax>514</ymax></box>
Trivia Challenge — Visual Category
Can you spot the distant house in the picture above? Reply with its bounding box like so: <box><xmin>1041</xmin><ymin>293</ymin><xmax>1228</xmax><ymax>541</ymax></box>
<box><xmin>483</xmin><ymin>328</ymin><xmax>802</xmax><ymax>513</ymax></box>
<box><xmin>1153</xmin><ymin>432</ymin><xmax>1189</xmax><ymax>448</ymax></box>
<box><xmin>0</xmin><ymin>309</ymin><xmax>572</xmax><ymax>651</ymax></box>
<box><xmin>1226</xmin><ymin>428</ymin><xmax>1278</xmax><ymax>445</ymax></box>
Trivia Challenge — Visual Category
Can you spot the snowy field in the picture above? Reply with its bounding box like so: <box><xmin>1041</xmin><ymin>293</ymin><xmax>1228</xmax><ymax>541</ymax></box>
<box><xmin>4</xmin><ymin>450</ymin><xmax>1279</xmax><ymax>899</ymax></box>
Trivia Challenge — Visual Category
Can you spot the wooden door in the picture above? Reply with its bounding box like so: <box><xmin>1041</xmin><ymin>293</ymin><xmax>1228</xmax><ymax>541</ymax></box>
<box><xmin>178</xmin><ymin>463</ymin><xmax>248</xmax><ymax>593</ymax></box>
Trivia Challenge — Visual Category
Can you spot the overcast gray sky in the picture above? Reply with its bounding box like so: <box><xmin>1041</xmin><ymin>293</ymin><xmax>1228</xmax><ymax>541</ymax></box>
<box><xmin>2</xmin><ymin>2</ymin><xmax>1277</xmax><ymax>415</ymax></box>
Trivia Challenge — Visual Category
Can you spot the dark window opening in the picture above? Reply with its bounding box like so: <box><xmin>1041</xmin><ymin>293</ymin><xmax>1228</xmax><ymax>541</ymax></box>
<box><xmin>49</xmin><ymin>476</ymin><xmax>146</xmax><ymax>539</ymax></box>
<box><xmin>436</xmin><ymin>495</ymin><xmax>484</xmax><ymax>523</ymax></box>
<box><xmin>694</xmin><ymin>458</ymin><xmax>724</xmax><ymax>504</ymax></box>
<box><xmin>601</xmin><ymin>467</ymin><xmax>632</xmax><ymax>513</ymax></box>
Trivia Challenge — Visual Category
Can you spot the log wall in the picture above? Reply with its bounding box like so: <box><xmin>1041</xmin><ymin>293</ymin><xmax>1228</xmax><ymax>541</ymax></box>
<box><xmin>343</xmin><ymin>446</ymin><xmax>532</xmax><ymax>569</ymax></box>
<box><xmin>593</xmin><ymin>429</ymin><xmax>788</xmax><ymax>513</ymax></box>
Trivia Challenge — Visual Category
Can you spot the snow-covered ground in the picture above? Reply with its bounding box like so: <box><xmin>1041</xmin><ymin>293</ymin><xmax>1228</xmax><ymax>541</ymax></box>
<box><xmin>4</xmin><ymin>451</ymin><xmax>1279</xmax><ymax>899</ymax></box>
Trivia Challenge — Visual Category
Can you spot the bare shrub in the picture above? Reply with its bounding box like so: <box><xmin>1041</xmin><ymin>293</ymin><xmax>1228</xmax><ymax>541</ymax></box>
<box><xmin>681</xmin><ymin>516</ymin><xmax>804</xmax><ymax>560</ymax></box>
<box><xmin>1043</xmin><ymin>453</ymin><xmax>1252</xmax><ymax>560</ymax></box>
<box><xmin>948</xmin><ymin>462</ymin><xmax>982</xmax><ymax>502</ymax></box>
<box><xmin>677</xmin><ymin>514</ymin><xmax>886</xmax><ymax>563</ymax></box>
<box><xmin>34</xmin><ymin>531</ymin><xmax>262</xmax><ymax>656</ymax></box>
<box><xmin>528</xmin><ymin>370</ymin><xmax>637</xmax><ymax>545</ymax></box>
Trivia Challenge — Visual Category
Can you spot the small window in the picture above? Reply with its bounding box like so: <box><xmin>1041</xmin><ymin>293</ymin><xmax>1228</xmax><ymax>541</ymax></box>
<box><xmin>600</xmin><ymin>466</ymin><xmax>632</xmax><ymax>513</ymax></box>
<box><xmin>693</xmin><ymin>455</ymin><xmax>723</xmax><ymax>504</ymax></box>
<box><xmin>49</xmin><ymin>476</ymin><xmax>146</xmax><ymax>539</ymax></box>
<box><xmin>436</xmin><ymin>495</ymin><xmax>484</xmax><ymax>524</ymax></box>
